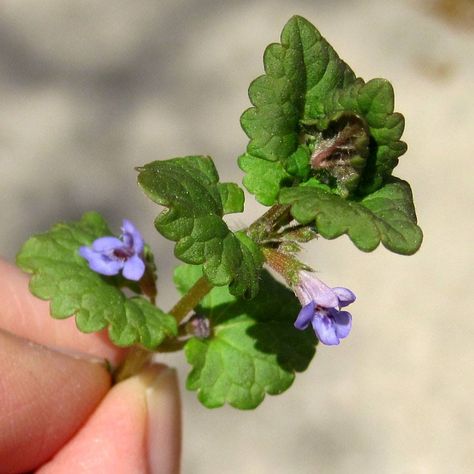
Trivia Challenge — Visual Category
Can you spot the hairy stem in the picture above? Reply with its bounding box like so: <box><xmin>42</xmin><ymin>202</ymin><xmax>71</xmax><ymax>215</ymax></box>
<box><xmin>247</xmin><ymin>204</ymin><xmax>292</xmax><ymax>242</ymax></box>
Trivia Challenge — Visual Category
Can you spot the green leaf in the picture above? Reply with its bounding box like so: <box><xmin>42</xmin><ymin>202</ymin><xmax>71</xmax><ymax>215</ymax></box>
<box><xmin>229</xmin><ymin>231</ymin><xmax>265</xmax><ymax>299</ymax></box>
<box><xmin>16</xmin><ymin>212</ymin><xmax>177</xmax><ymax>348</ymax></box>
<box><xmin>238</xmin><ymin>153</ymin><xmax>291</xmax><ymax>206</ymax></box>
<box><xmin>239</xmin><ymin>15</ymin><xmax>409</xmax><ymax>202</ymax></box>
<box><xmin>285</xmin><ymin>145</ymin><xmax>311</xmax><ymax>181</ymax></box>
<box><xmin>241</xmin><ymin>15</ymin><xmax>356</xmax><ymax>163</ymax></box>
<box><xmin>279</xmin><ymin>178</ymin><xmax>423</xmax><ymax>255</ymax></box>
<box><xmin>137</xmin><ymin>156</ymin><xmax>262</xmax><ymax>297</ymax></box>
<box><xmin>175</xmin><ymin>264</ymin><xmax>317</xmax><ymax>409</ymax></box>
<box><xmin>320</xmin><ymin>79</ymin><xmax>407</xmax><ymax>193</ymax></box>
<box><xmin>217</xmin><ymin>182</ymin><xmax>244</xmax><ymax>214</ymax></box>
<box><xmin>239</xmin><ymin>15</ymin><xmax>357</xmax><ymax>202</ymax></box>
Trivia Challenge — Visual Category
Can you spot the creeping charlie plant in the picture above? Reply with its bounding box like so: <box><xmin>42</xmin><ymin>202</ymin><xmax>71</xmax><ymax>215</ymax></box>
<box><xmin>17</xmin><ymin>16</ymin><xmax>422</xmax><ymax>410</ymax></box>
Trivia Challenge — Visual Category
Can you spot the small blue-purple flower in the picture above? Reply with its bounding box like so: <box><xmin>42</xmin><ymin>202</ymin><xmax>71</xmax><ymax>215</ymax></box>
<box><xmin>293</xmin><ymin>270</ymin><xmax>356</xmax><ymax>346</ymax></box>
<box><xmin>79</xmin><ymin>219</ymin><xmax>146</xmax><ymax>281</ymax></box>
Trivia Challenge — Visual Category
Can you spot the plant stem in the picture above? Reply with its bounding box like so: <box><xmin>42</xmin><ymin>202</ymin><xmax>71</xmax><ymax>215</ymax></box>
<box><xmin>247</xmin><ymin>204</ymin><xmax>291</xmax><ymax>242</ymax></box>
<box><xmin>113</xmin><ymin>346</ymin><xmax>152</xmax><ymax>383</ymax></box>
<box><xmin>114</xmin><ymin>276</ymin><xmax>213</xmax><ymax>383</ymax></box>
<box><xmin>168</xmin><ymin>276</ymin><xmax>213</xmax><ymax>324</ymax></box>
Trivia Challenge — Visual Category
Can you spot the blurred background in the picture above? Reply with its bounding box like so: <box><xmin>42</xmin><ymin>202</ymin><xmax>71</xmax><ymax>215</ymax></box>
<box><xmin>0</xmin><ymin>0</ymin><xmax>473</xmax><ymax>472</ymax></box>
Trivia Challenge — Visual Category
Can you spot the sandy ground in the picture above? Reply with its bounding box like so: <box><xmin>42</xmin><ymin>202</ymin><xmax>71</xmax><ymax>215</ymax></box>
<box><xmin>0</xmin><ymin>1</ymin><xmax>473</xmax><ymax>472</ymax></box>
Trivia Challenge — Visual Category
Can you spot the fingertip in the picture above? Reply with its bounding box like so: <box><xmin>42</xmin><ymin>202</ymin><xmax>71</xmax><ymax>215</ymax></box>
<box><xmin>144</xmin><ymin>366</ymin><xmax>182</xmax><ymax>474</ymax></box>
<box><xmin>38</xmin><ymin>364</ymin><xmax>181</xmax><ymax>474</ymax></box>
<box><xmin>38</xmin><ymin>369</ymin><xmax>149</xmax><ymax>473</ymax></box>
<box><xmin>0</xmin><ymin>330</ymin><xmax>111</xmax><ymax>473</ymax></box>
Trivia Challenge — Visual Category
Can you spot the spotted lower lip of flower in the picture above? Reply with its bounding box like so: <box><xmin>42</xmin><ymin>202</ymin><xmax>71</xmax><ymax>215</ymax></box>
<box><xmin>79</xmin><ymin>219</ymin><xmax>146</xmax><ymax>281</ymax></box>
<box><xmin>293</xmin><ymin>270</ymin><xmax>355</xmax><ymax>346</ymax></box>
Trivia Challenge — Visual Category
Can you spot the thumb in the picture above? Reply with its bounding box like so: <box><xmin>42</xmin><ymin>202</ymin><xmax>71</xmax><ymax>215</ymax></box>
<box><xmin>37</xmin><ymin>364</ymin><xmax>181</xmax><ymax>474</ymax></box>
<box><xmin>0</xmin><ymin>329</ymin><xmax>112</xmax><ymax>474</ymax></box>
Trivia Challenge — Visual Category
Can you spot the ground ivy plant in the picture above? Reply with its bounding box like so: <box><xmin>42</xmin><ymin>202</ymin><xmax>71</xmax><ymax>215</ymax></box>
<box><xmin>16</xmin><ymin>16</ymin><xmax>422</xmax><ymax>410</ymax></box>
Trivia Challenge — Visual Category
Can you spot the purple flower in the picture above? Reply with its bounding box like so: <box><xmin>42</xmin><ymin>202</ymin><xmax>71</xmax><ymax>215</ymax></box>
<box><xmin>293</xmin><ymin>270</ymin><xmax>355</xmax><ymax>346</ymax></box>
<box><xmin>79</xmin><ymin>219</ymin><xmax>146</xmax><ymax>281</ymax></box>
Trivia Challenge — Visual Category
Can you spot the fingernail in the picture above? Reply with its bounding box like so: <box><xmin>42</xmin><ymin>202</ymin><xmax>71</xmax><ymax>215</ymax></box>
<box><xmin>141</xmin><ymin>365</ymin><xmax>181</xmax><ymax>474</ymax></box>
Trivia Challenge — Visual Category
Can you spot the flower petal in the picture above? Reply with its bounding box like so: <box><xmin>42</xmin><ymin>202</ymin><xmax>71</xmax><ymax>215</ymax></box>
<box><xmin>293</xmin><ymin>285</ymin><xmax>312</xmax><ymax>307</ymax></box>
<box><xmin>312</xmin><ymin>313</ymin><xmax>340</xmax><ymax>345</ymax></box>
<box><xmin>332</xmin><ymin>287</ymin><xmax>356</xmax><ymax>307</ymax></box>
<box><xmin>91</xmin><ymin>237</ymin><xmax>123</xmax><ymax>252</ymax></box>
<box><xmin>78</xmin><ymin>246</ymin><xmax>96</xmax><ymax>261</ymax></box>
<box><xmin>294</xmin><ymin>302</ymin><xmax>315</xmax><ymax>330</ymax></box>
<box><xmin>315</xmin><ymin>289</ymin><xmax>339</xmax><ymax>309</ymax></box>
<box><xmin>298</xmin><ymin>271</ymin><xmax>338</xmax><ymax>308</ymax></box>
<box><xmin>121</xmin><ymin>219</ymin><xmax>144</xmax><ymax>254</ymax></box>
<box><xmin>122</xmin><ymin>254</ymin><xmax>145</xmax><ymax>281</ymax></box>
<box><xmin>80</xmin><ymin>248</ymin><xmax>123</xmax><ymax>276</ymax></box>
<box><xmin>331</xmin><ymin>309</ymin><xmax>352</xmax><ymax>339</ymax></box>
<box><xmin>300</xmin><ymin>270</ymin><xmax>339</xmax><ymax>308</ymax></box>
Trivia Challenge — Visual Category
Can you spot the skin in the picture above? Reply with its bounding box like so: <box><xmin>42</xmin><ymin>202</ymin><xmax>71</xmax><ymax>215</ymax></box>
<box><xmin>0</xmin><ymin>259</ymin><xmax>181</xmax><ymax>474</ymax></box>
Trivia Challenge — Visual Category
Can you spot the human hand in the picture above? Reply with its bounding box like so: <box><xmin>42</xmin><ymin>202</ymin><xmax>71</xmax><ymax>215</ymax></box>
<box><xmin>0</xmin><ymin>259</ymin><xmax>181</xmax><ymax>474</ymax></box>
